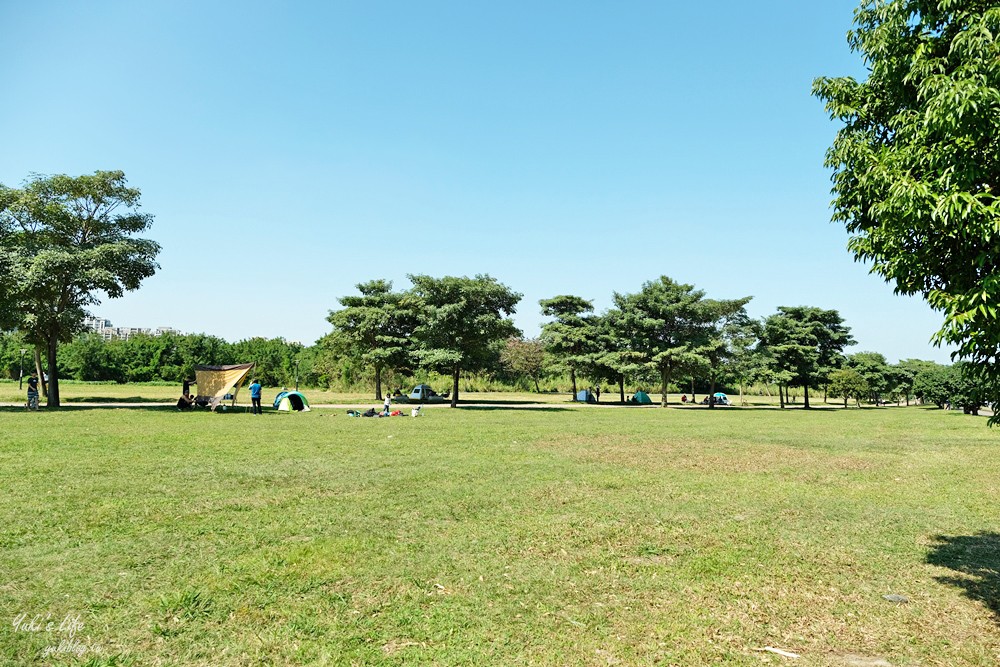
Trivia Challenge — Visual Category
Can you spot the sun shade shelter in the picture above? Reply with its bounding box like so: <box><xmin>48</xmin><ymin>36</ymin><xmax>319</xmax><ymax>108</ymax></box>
<box><xmin>274</xmin><ymin>390</ymin><xmax>310</xmax><ymax>412</ymax></box>
<box><xmin>194</xmin><ymin>363</ymin><xmax>255</xmax><ymax>409</ymax></box>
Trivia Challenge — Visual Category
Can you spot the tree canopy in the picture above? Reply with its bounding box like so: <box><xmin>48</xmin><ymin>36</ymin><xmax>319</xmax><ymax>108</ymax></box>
<box><xmin>762</xmin><ymin>306</ymin><xmax>854</xmax><ymax>408</ymax></box>
<box><xmin>0</xmin><ymin>171</ymin><xmax>160</xmax><ymax>406</ymax></box>
<box><xmin>539</xmin><ymin>295</ymin><xmax>596</xmax><ymax>400</ymax></box>
<box><xmin>814</xmin><ymin>1</ymin><xmax>1000</xmax><ymax>418</ymax></box>
<box><xmin>613</xmin><ymin>276</ymin><xmax>751</xmax><ymax>407</ymax></box>
<box><xmin>326</xmin><ymin>280</ymin><xmax>417</xmax><ymax>400</ymax></box>
<box><xmin>409</xmin><ymin>274</ymin><xmax>521</xmax><ymax>407</ymax></box>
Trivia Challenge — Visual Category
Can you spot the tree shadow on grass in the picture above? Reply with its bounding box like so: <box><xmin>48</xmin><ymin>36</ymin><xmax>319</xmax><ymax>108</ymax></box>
<box><xmin>66</xmin><ymin>396</ymin><xmax>168</xmax><ymax>403</ymax></box>
<box><xmin>926</xmin><ymin>532</ymin><xmax>1000</xmax><ymax>622</ymax></box>
<box><xmin>0</xmin><ymin>405</ymin><xmax>256</xmax><ymax>415</ymax></box>
<box><xmin>454</xmin><ymin>405</ymin><xmax>572</xmax><ymax>412</ymax></box>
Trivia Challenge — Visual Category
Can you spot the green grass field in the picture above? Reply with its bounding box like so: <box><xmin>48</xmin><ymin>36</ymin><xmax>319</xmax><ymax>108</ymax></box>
<box><xmin>2</xmin><ymin>404</ymin><xmax>998</xmax><ymax>665</ymax></box>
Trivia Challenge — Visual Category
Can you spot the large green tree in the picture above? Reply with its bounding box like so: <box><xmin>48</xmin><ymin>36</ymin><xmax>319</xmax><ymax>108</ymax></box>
<box><xmin>814</xmin><ymin>1</ymin><xmax>1000</xmax><ymax>418</ymax></box>
<box><xmin>762</xmin><ymin>307</ymin><xmax>854</xmax><ymax>409</ymax></box>
<box><xmin>325</xmin><ymin>280</ymin><xmax>417</xmax><ymax>400</ymax></box>
<box><xmin>539</xmin><ymin>295</ymin><xmax>596</xmax><ymax>400</ymax></box>
<box><xmin>828</xmin><ymin>367</ymin><xmax>870</xmax><ymax>408</ymax></box>
<box><xmin>0</xmin><ymin>171</ymin><xmax>160</xmax><ymax>406</ymax></box>
<box><xmin>845</xmin><ymin>351</ymin><xmax>893</xmax><ymax>403</ymax></box>
<box><xmin>409</xmin><ymin>274</ymin><xmax>521</xmax><ymax>408</ymax></box>
<box><xmin>695</xmin><ymin>301</ymin><xmax>754</xmax><ymax>409</ymax></box>
<box><xmin>614</xmin><ymin>277</ymin><xmax>750</xmax><ymax>408</ymax></box>
<box><xmin>500</xmin><ymin>337</ymin><xmax>546</xmax><ymax>392</ymax></box>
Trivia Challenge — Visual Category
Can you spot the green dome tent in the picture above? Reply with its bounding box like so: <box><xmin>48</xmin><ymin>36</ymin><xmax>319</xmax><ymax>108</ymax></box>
<box><xmin>632</xmin><ymin>390</ymin><xmax>652</xmax><ymax>405</ymax></box>
<box><xmin>274</xmin><ymin>390</ymin><xmax>310</xmax><ymax>412</ymax></box>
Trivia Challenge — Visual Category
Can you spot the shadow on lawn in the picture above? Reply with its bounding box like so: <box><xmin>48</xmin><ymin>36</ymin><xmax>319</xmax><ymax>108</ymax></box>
<box><xmin>0</xmin><ymin>404</ymin><xmax>175</xmax><ymax>413</ymax></box>
<box><xmin>926</xmin><ymin>532</ymin><xmax>1000</xmax><ymax>622</ymax></box>
<box><xmin>66</xmin><ymin>396</ymin><xmax>167</xmax><ymax>403</ymax></box>
<box><xmin>455</xmin><ymin>405</ymin><xmax>572</xmax><ymax>412</ymax></box>
<box><xmin>0</xmin><ymin>404</ymin><xmax>257</xmax><ymax>415</ymax></box>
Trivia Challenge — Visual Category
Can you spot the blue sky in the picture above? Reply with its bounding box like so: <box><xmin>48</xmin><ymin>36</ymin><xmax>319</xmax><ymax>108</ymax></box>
<box><xmin>0</xmin><ymin>1</ymin><xmax>954</xmax><ymax>363</ymax></box>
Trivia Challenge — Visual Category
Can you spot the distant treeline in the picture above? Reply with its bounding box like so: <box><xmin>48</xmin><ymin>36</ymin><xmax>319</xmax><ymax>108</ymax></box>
<box><xmin>0</xmin><ymin>271</ymin><xmax>986</xmax><ymax>413</ymax></box>
<box><xmin>0</xmin><ymin>331</ymin><xmax>315</xmax><ymax>388</ymax></box>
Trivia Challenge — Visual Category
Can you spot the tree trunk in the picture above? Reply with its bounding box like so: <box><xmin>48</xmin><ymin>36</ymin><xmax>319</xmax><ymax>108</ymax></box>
<box><xmin>779</xmin><ymin>385</ymin><xmax>785</xmax><ymax>409</ymax></box>
<box><xmin>661</xmin><ymin>368</ymin><xmax>669</xmax><ymax>407</ymax></box>
<box><xmin>690</xmin><ymin>378</ymin><xmax>696</xmax><ymax>405</ymax></box>
<box><xmin>739</xmin><ymin>380</ymin><xmax>745</xmax><ymax>406</ymax></box>
<box><xmin>375</xmin><ymin>363</ymin><xmax>383</xmax><ymax>401</ymax></box>
<box><xmin>708</xmin><ymin>377</ymin><xmax>716</xmax><ymax>409</ymax></box>
<box><xmin>570</xmin><ymin>368</ymin><xmax>577</xmax><ymax>401</ymax></box>
<box><xmin>803</xmin><ymin>383</ymin><xmax>810</xmax><ymax>409</ymax></box>
<box><xmin>34</xmin><ymin>348</ymin><xmax>47</xmax><ymax>398</ymax></box>
<box><xmin>533</xmin><ymin>375</ymin><xmax>540</xmax><ymax>393</ymax></box>
<box><xmin>619</xmin><ymin>376</ymin><xmax>625</xmax><ymax>403</ymax></box>
<box><xmin>46</xmin><ymin>337</ymin><xmax>60</xmax><ymax>407</ymax></box>
<box><xmin>451</xmin><ymin>366</ymin><xmax>460</xmax><ymax>408</ymax></box>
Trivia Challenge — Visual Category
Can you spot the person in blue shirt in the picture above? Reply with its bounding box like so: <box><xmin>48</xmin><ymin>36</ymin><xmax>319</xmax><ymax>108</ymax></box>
<box><xmin>249</xmin><ymin>379</ymin><xmax>262</xmax><ymax>415</ymax></box>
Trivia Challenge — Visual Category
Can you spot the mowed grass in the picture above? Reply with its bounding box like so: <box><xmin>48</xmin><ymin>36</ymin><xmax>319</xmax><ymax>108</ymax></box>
<box><xmin>1</xmin><ymin>406</ymin><xmax>998</xmax><ymax>666</ymax></box>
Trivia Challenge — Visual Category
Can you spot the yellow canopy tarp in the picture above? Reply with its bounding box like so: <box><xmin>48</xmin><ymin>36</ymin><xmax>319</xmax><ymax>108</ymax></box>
<box><xmin>194</xmin><ymin>363</ymin><xmax>255</xmax><ymax>407</ymax></box>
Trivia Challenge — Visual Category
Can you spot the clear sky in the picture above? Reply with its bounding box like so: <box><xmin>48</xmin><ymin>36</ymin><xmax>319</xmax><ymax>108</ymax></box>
<box><xmin>0</xmin><ymin>0</ymin><xmax>955</xmax><ymax>363</ymax></box>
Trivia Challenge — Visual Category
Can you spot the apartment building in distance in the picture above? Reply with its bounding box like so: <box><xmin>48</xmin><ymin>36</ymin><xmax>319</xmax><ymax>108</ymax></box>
<box><xmin>82</xmin><ymin>316</ymin><xmax>178</xmax><ymax>341</ymax></box>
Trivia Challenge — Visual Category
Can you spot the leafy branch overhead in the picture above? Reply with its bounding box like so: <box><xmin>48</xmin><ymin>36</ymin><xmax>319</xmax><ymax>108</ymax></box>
<box><xmin>814</xmin><ymin>0</ymin><xmax>1000</xmax><ymax>418</ymax></box>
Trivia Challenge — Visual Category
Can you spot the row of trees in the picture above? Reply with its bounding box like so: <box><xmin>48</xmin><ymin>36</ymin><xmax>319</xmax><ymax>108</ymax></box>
<box><xmin>324</xmin><ymin>275</ymin><xmax>854</xmax><ymax>408</ymax></box>
<box><xmin>0</xmin><ymin>330</ymin><xmax>314</xmax><ymax>388</ymax></box>
<box><xmin>322</xmin><ymin>274</ymin><xmax>988</xmax><ymax>413</ymax></box>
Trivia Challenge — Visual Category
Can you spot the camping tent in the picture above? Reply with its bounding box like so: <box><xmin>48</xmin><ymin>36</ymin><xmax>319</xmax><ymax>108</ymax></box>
<box><xmin>194</xmin><ymin>363</ymin><xmax>254</xmax><ymax>409</ymax></box>
<box><xmin>576</xmin><ymin>389</ymin><xmax>595</xmax><ymax>403</ymax></box>
<box><xmin>632</xmin><ymin>390</ymin><xmax>652</xmax><ymax>405</ymax></box>
<box><xmin>405</xmin><ymin>385</ymin><xmax>445</xmax><ymax>402</ymax></box>
<box><xmin>274</xmin><ymin>390</ymin><xmax>310</xmax><ymax>412</ymax></box>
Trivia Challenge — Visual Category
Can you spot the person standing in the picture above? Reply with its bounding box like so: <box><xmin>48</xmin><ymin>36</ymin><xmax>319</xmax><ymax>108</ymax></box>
<box><xmin>595</xmin><ymin>385</ymin><xmax>601</xmax><ymax>402</ymax></box>
<box><xmin>383</xmin><ymin>393</ymin><xmax>391</xmax><ymax>416</ymax></box>
<box><xmin>249</xmin><ymin>378</ymin><xmax>262</xmax><ymax>415</ymax></box>
<box><xmin>26</xmin><ymin>375</ymin><xmax>39</xmax><ymax>410</ymax></box>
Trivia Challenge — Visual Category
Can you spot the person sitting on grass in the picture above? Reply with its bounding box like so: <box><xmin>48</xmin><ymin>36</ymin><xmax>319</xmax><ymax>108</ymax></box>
<box><xmin>176</xmin><ymin>393</ymin><xmax>196</xmax><ymax>410</ymax></box>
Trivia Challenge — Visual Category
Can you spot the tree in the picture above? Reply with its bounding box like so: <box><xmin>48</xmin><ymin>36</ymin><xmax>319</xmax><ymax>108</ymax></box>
<box><xmin>0</xmin><ymin>171</ymin><xmax>160</xmax><ymax>406</ymax></box>
<box><xmin>950</xmin><ymin>361</ymin><xmax>986</xmax><ymax>414</ymax></box>
<box><xmin>724</xmin><ymin>317</ymin><xmax>765</xmax><ymax>406</ymax></box>
<box><xmin>814</xmin><ymin>1</ymin><xmax>1000</xmax><ymax>420</ymax></box>
<box><xmin>896</xmin><ymin>358</ymin><xmax>939</xmax><ymax>404</ymax></box>
<box><xmin>409</xmin><ymin>274</ymin><xmax>521</xmax><ymax>408</ymax></box>
<box><xmin>696</xmin><ymin>301</ymin><xmax>754</xmax><ymax>408</ymax></box>
<box><xmin>539</xmin><ymin>295</ymin><xmax>596</xmax><ymax>400</ymax></box>
<box><xmin>762</xmin><ymin>307</ymin><xmax>855</xmax><ymax>409</ymax></box>
<box><xmin>845</xmin><ymin>351</ymin><xmax>892</xmax><ymax>403</ymax></box>
<box><xmin>500</xmin><ymin>337</ymin><xmax>546</xmax><ymax>392</ymax></box>
<box><xmin>614</xmin><ymin>277</ymin><xmax>749</xmax><ymax>408</ymax></box>
<box><xmin>828</xmin><ymin>367</ymin><xmax>870</xmax><ymax>408</ymax></box>
<box><xmin>912</xmin><ymin>363</ymin><xmax>955</xmax><ymax>408</ymax></box>
<box><xmin>325</xmin><ymin>280</ymin><xmax>417</xmax><ymax>399</ymax></box>
<box><xmin>585</xmin><ymin>309</ymin><xmax>644</xmax><ymax>404</ymax></box>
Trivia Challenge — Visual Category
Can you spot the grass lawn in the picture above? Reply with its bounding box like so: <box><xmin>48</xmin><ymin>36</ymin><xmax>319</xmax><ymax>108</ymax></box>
<box><xmin>1</xmin><ymin>405</ymin><xmax>998</xmax><ymax>665</ymax></box>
